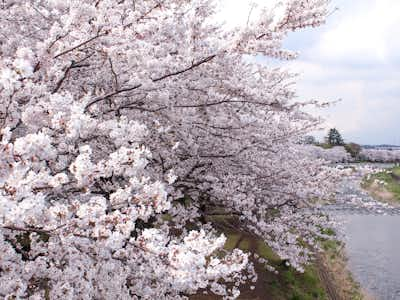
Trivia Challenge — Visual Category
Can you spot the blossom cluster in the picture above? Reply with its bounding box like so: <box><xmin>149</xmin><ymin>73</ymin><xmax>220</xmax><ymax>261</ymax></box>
<box><xmin>0</xmin><ymin>101</ymin><xmax>250</xmax><ymax>299</ymax></box>
<box><xmin>0</xmin><ymin>0</ymin><xmax>336</xmax><ymax>298</ymax></box>
<box><xmin>359</xmin><ymin>149</ymin><xmax>400</xmax><ymax>163</ymax></box>
<box><xmin>301</xmin><ymin>145</ymin><xmax>352</xmax><ymax>163</ymax></box>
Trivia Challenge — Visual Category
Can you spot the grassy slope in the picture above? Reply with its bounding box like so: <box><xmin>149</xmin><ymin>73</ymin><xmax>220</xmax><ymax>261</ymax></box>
<box><xmin>318</xmin><ymin>238</ymin><xmax>364</xmax><ymax>300</ymax></box>
<box><xmin>190</xmin><ymin>215</ymin><xmax>364</xmax><ymax>300</ymax></box>
<box><xmin>362</xmin><ymin>166</ymin><xmax>400</xmax><ymax>204</ymax></box>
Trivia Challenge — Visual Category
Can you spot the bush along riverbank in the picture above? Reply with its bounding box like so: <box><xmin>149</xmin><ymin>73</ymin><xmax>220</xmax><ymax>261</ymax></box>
<box><xmin>189</xmin><ymin>215</ymin><xmax>364</xmax><ymax>300</ymax></box>
<box><xmin>362</xmin><ymin>166</ymin><xmax>400</xmax><ymax>206</ymax></box>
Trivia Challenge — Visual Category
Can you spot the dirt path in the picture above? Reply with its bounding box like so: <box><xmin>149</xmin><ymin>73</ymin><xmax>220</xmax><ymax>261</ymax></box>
<box><xmin>316</xmin><ymin>254</ymin><xmax>342</xmax><ymax>300</ymax></box>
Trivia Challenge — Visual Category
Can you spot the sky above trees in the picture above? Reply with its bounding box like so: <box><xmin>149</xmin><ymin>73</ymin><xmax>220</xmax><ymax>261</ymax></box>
<box><xmin>222</xmin><ymin>0</ymin><xmax>400</xmax><ymax>145</ymax></box>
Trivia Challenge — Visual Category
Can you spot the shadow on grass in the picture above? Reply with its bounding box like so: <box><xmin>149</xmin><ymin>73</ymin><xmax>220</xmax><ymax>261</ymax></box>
<box><xmin>190</xmin><ymin>215</ymin><xmax>331</xmax><ymax>300</ymax></box>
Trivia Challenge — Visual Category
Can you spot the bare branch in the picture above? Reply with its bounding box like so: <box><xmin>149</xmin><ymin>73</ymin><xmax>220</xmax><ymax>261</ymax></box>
<box><xmin>108</xmin><ymin>57</ymin><xmax>119</xmax><ymax>90</ymax></box>
<box><xmin>53</xmin><ymin>32</ymin><xmax>107</xmax><ymax>59</ymax></box>
<box><xmin>2</xmin><ymin>224</ymin><xmax>66</xmax><ymax>234</ymax></box>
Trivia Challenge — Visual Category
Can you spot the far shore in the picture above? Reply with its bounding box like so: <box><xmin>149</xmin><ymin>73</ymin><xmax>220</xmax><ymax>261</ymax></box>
<box><xmin>361</xmin><ymin>165</ymin><xmax>400</xmax><ymax>207</ymax></box>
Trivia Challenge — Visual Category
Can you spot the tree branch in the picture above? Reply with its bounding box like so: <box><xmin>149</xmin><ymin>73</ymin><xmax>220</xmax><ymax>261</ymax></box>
<box><xmin>2</xmin><ymin>224</ymin><xmax>66</xmax><ymax>234</ymax></box>
<box><xmin>53</xmin><ymin>32</ymin><xmax>107</xmax><ymax>59</ymax></box>
<box><xmin>85</xmin><ymin>55</ymin><xmax>216</xmax><ymax>111</ymax></box>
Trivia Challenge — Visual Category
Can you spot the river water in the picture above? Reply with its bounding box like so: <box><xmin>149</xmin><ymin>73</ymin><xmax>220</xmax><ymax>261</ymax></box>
<box><xmin>344</xmin><ymin>214</ymin><xmax>400</xmax><ymax>299</ymax></box>
<box><xmin>325</xmin><ymin>164</ymin><xmax>400</xmax><ymax>299</ymax></box>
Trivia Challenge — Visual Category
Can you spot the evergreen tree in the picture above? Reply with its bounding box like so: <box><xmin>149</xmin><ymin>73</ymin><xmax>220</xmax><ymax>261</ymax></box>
<box><xmin>326</xmin><ymin>128</ymin><xmax>344</xmax><ymax>146</ymax></box>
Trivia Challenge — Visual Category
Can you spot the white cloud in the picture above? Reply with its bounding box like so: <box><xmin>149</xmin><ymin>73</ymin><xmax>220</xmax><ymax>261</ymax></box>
<box><xmin>288</xmin><ymin>0</ymin><xmax>400</xmax><ymax>144</ymax></box>
<box><xmin>314</xmin><ymin>0</ymin><xmax>400</xmax><ymax>63</ymax></box>
<box><xmin>220</xmin><ymin>0</ymin><xmax>400</xmax><ymax>144</ymax></box>
<box><xmin>290</xmin><ymin>62</ymin><xmax>368</xmax><ymax>134</ymax></box>
<box><xmin>287</xmin><ymin>56</ymin><xmax>400</xmax><ymax>144</ymax></box>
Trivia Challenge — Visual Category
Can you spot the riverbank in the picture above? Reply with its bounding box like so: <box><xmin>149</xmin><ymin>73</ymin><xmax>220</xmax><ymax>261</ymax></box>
<box><xmin>190</xmin><ymin>215</ymin><xmax>364</xmax><ymax>300</ymax></box>
<box><xmin>318</xmin><ymin>237</ymin><xmax>364</xmax><ymax>300</ymax></box>
<box><xmin>361</xmin><ymin>166</ymin><xmax>400</xmax><ymax>206</ymax></box>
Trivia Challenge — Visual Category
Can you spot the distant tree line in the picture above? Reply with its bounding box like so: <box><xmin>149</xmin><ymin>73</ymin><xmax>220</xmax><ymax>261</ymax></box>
<box><xmin>302</xmin><ymin>128</ymin><xmax>362</xmax><ymax>159</ymax></box>
<box><xmin>302</xmin><ymin>128</ymin><xmax>400</xmax><ymax>163</ymax></box>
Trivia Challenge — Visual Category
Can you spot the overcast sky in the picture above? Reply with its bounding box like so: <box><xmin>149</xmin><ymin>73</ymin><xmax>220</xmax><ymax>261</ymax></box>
<box><xmin>222</xmin><ymin>0</ymin><xmax>400</xmax><ymax>145</ymax></box>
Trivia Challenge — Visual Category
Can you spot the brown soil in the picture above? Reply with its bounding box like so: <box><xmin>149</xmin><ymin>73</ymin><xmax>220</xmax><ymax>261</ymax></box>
<box><xmin>318</xmin><ymin>246</ymin><xmax>369</xmax><ymax>300</ymax></box>
<box><xmin>316</xmin><ymin>253</ymin><xmax>341</xmax><ymax>300</ymax></box>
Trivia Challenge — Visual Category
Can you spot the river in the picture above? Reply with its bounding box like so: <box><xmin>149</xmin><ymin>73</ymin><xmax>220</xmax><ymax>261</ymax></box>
<box><xmin>344</xmin><ymin>214</ymin><xmax>400</xmax><ymax>299</ymax></box>
<box><xmin>326</xmin><ymin>164</ymin><xmax>400</xmax><ymax>299</ymax></box>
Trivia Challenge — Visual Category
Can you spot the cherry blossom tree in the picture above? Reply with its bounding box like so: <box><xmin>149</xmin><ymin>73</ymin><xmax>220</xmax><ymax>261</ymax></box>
<box><xmin>302</xmin><ymin>145</ymin><xmax>352</xmax><ymax>163</ymax></box>
<box><xmin>0</xmin><ymin>0</ymin><xmax>338</xmax><ymax>298</ymax></box>
<box><xmin>359</xmin><ymin>149</ymin><xmax>400</xmax><ymax>163</ymax></box>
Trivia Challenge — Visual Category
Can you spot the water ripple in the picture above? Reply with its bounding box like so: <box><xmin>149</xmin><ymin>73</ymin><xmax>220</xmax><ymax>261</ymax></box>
<box><xmin>322</xmin><ymin>165</ymin><xmax>400</xmax><ymax>299</ymax></box>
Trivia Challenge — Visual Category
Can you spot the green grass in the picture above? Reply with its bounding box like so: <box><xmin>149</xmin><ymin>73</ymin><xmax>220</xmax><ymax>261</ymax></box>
<box><xmin>256</xmin><ymin>240</ymin><xmax>326</xmax><ymax>300</ymax></box>
<box><xmin>316</xmin><ymin>143</ymin><xmax>333</xmax><ymax>149</ymax></box>
<box><xmin>392</xmin><ymin>166</ymin><xmax>400</xmax><ymax>177</ymax></box>
<box><xmin>194</xmin><ymin>215</ymin><xmax>364</xmax><ymax>300</ymax></box>
<box><xmin>362</xmin><ymin>166</ymin><xmax>400</xmax><ymax>202</ymax></box>
<box><xmin>320</xmin><ymin>227</ymin><xmax>335</xmax><ymax>237</ymax></box>
<box><xmin>256</xmin><ymin>240</ymin><xmax>281</xmax><ymax>263</ymax></box>
<box><xmin>161</xmin><ymin>213</ymin><xmax>173</xmax><ymax>222</ymax></box>
<box><xmin>281</xmin><ymin>266</ymin><xmax>326</xmax><ymax>300</ymax></box>
<box><xmin>238</xmin><ymin>238</ymin><xmax>251</xmax><ymax>251</ymax></box>
<box><xmin>220</xmin><ymin>227</ymin><xmax>328</xmax><ymax>300</ymax></box>
<box><xmin>224</xmin><ymin>233</ymin><xmax>241</xmax><ymax>251</ymax></box>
